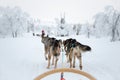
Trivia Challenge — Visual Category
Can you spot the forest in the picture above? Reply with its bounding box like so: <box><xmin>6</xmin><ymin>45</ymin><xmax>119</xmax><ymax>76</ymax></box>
<box><xmin>0</xmin><ymin>5</ymin><xmax>120</xmax><ymax>41</ymax></box>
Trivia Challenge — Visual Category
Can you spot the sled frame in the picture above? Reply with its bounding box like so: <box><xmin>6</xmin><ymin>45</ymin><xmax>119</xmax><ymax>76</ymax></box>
<box><xmin>34</xmin><ymin>68</ymin><xmax>96</xmax><ymax>80</ymax></box>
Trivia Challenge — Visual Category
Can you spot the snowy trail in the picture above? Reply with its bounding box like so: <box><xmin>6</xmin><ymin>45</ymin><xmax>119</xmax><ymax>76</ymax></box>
<box><xmin>0</xmin><ymin>35</ymin><xmax>120</xmax><ymax>80</ymax></box>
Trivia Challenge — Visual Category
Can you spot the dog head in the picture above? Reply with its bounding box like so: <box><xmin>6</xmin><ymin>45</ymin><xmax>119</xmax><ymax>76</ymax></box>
<box><xmin>41</xmin><ymin>35</ymin><xmax>49</xmax><ymax>44</ymax></box>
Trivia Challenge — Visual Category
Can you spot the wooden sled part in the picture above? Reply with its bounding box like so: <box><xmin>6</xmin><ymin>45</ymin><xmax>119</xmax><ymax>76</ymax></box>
<box><xmin>34</xmin><ymin>68</ymin><xmax>96</xmax><ymax>80</ymax></box>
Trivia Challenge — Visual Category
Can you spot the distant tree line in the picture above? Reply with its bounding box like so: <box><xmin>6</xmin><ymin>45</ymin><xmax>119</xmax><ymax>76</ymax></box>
<box><xmin>0</xmin><ymin>6</ymin><xmax>41</xmax><ymax>38</ymax></box>
<box><xmin>54</xmin><ymin>6</ymin><xmax>120</xmax><ymax>41</ymax></box>
<box><xmin>0</xmin><ymin>6</ymin><xmax>120</xmax><ymax>41</ymax></box>
<box><xmin>93</xmin><ymin>6</ymin><xmax>120</xmax><ymax>41</ymax></box>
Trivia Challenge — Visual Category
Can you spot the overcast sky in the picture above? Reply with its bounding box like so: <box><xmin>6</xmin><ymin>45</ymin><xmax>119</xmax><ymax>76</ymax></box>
<box><xmin>0</xmin><ymin>0</ymin><xmax>120</xmax><ymax>24</ymax></box>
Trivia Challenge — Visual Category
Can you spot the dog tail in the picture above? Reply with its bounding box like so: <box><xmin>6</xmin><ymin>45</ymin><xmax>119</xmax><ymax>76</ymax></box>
<box><xmin>81</xmin><ymin>45</ymin><xmax>91</xmax><ymax>52</ymax></box>
<box><xmin>85</xmin><ymin>45</ymin><xmax>91</xmax><ymax>51</ymax></box>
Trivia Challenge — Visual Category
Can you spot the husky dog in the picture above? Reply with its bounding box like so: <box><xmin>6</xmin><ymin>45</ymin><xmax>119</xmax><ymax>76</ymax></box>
<box><xmin>63</xmin><ymin>38</ymin><xmax>91</xmax><ymax>70</ymax></box>
<box><xmin>63</xmin><ymin>38</ymin><xmax>77</xmax><ymax>62</ymax></box>
<box><xmin>41</xmin><ymin>35</ymin><xmax>52</xmax><ymax>60</ymax></box>
<box><xmin>47</xmin><ymin>39</ymin><xmax>62</xmax><ymax>69</ymax></box>
<box><xmin>41</xmin><ymin>34</ymin><xmax>62</xmax><ymax>69</ymax></box>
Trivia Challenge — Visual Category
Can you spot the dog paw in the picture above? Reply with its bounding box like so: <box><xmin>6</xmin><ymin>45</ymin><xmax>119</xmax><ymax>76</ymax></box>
<box><xmin>70</xmin><ymin>65</ymin><xmax>72</xmax><ymax>68</ymax></box>
<box><xmin>45</xmin><ymin>57</ymin><xmax>48</xmax><ymax>60</ymax></box>
<box><xmin>47</xmin><ymin>66</ymin><xmax>50</xmax><ymax>69</ymax></box>
<box><xmin>73</xmin><ymin>66</ymin><xmax>75</xmax><ymax>68</ymax></box>
<box><xmin>67</xmin><ymin>60</ymin><xmax>69</xmax><ymax>63</ymax></box>
<box><xmin>80</xmin><ymin>66</ymin><xmax>82</xmax><ymax>70</ymax></box>
<box><xmin>52</xmin><ymin>63</ymin><xmax>54</xmax><ymax>65</ymax></box>
<box><xmin>54</xmin><ymin>66</ymin><xmax>57</xmax><ymax>69</ymax></box>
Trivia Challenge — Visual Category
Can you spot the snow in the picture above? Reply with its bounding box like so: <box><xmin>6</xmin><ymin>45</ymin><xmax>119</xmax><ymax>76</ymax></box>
<box><xmin>0</xmin><ymin>34</ymin><xmax>120</xmax><ymax>80</ymax></box>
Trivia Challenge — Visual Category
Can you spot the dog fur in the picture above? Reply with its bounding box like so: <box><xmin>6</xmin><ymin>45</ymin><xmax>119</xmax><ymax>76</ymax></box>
<box><xmin>41</xmin><ymin>35</ymin><xmax>62</xmax><ymax>69</ymax></box>
<box><xmin>41</xmin><ymin>34</ymin><xmax>91</xmax><ymax>69</ymax></box>
<box><xmin>63</xmin><ymin>38</ymin><xmax>91</xmax><ymax>70</ymax></box>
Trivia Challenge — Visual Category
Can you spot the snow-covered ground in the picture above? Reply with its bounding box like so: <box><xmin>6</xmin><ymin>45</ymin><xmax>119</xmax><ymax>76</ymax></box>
<box><xmin>0</xmin><ymin>34</ymin><xmax>120</xmax><ymax>80</ymax></box>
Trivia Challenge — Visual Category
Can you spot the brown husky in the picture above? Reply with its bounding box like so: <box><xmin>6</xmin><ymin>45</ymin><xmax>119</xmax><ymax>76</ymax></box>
<box><xmin>63</xmin><ymin>38</ymin><xmax>91</xmax><ymax>70</ymax></box>
<box><xmin>41</xmin><ymin>34</ymin><xmax>62</xmax><ymax>69</ymax></box>
<box><xmin>63</xmin><ymin>38</ymin><xmax>77</xmax><ymax>62</ymax></box>
<box><xmin>47</xmin><ymin>39</ymin><xmax>62</xmax><ymax>69</ymax></box>
<box><xmin>41</xmin><ymin>35</ymin><xmax>51</xmax><ymax>60</ymax></box>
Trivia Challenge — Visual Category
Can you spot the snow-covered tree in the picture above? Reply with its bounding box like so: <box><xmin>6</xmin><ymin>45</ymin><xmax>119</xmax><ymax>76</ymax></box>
<box><xmin>104</xmin><ymin>6</ymin><xmax>120</xmax><ymax>41</ymax></box>
<box><xmin>72</xmin><ymin>24</ymin><xmax>81</xmax><ymax>35</ymax></box>
<box><xmin>93</xmin><ymin>5</ymin><xmax>120</xmax><ymax>41</ymax></box>
<box><xmin>80</xmin><ymin>22</ymin><xmax>92</xmax><ymax>38</ymax></box>
<box><xmin>55</xmin><ymin>16</ymin><xmax>69</xmax><ymax>36</ymax></box>
<box><xmin>0</xmin><ymin>6</ymin><xmax>30</xmax><ymax>38</ymax></box>
<box><xmin>93</xmin><ymin>12</ymin><xmax>109</xmax><ymax>37</ymax></box>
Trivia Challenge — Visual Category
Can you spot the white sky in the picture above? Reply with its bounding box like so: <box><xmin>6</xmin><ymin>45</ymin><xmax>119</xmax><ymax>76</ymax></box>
<box><xmin>0</xmin><ymin>0</ymin><xmax>120</xmax><ymax>24</ymax></box>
